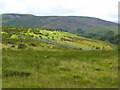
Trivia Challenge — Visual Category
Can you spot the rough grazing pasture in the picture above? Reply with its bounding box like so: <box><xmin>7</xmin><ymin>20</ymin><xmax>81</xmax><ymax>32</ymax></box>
<box><xmin>2</xmin><ymin>26</ymin><xmax>118</xmax><ymax>88</ymax></box>
<box><xmin>2</xmin><ymin>49</ymin><xmax>118</xmax><ymax>88</ymax></box>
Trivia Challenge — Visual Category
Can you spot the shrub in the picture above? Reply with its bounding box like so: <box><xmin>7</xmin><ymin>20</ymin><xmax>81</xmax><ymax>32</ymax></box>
<box><xmin>11</xmin><ymin>45</ymin><xmax>15</xmax><ymax>48</ymax></box>
<box><xmin>7</xmin><ymin>42</ymin><xmax>13</xmax><ymax>44</ymax></box>
<box><xmin>29</xmin><ymin>43</ymin><xmax>36</xmax><ymax>47</ymax></box>
<box><xmin>96</xmin><ymin>47</ymin><xmax>100</xmax><ymax>50</ymax></box>
<box><xmin>18</xmin><ymin>44</ymin><xmax>27</xmax><ymax>49</ymax></box>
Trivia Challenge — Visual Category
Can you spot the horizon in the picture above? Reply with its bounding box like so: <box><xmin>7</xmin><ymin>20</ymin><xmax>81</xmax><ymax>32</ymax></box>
<box><xmin>0</xmin><ymin>0</ymin><xmax>118</xmax><ymax>21</ymax></box>
<box><xmin>1</xmin><ymin>13</ymin><xmax>118</xmax><ymax>23</ymax></box>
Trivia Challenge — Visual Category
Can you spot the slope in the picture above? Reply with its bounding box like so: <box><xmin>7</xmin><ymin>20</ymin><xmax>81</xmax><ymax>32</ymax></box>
<box><xmin>2</xmin><ymin>13</ymin><xmax>117</xmax><ymax>34</ymax></box>
<box><xmin>2</xmin><ymin>26</ymin><xmax>116</xmax><ymax>50</ymax></box>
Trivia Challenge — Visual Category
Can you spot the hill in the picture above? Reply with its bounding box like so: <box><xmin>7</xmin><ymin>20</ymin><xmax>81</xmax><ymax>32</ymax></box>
<box><xmin>2</xmin><ymin>13</ymin><xmax>117</xmax><ymax>34</ymax></box>
<box><xmin>2</xmin><ymin>26</ymin><xmax>116</xmax><ymax>50</ymax></box>
<box><xmin>2</xmin><ymin>26</ymin><xmax>118</xmax><ymax>88</ymax></box>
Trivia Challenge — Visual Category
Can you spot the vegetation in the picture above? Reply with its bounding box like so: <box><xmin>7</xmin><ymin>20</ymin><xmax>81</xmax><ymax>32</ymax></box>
<box><xmin>2</xmin><ymin>14</ymin><xmax>118</xmax><ymax>45</ymax></box>
<box><xmin>2</xmin><ymin>26</ymin><xmax>118</xmax><ymax>88</ymax></box>
<box><xmin>2</xmin><ymin>26</ymin><xmax>116</xmax><ymax>50</ymax></box>
<box><xmin>80</xmin><ymin>31</ymin><xmax>119</xmax><ymax>45</ymax></box>
<box><xmin>2</xmin><ymin>49</ymin><xmax>118</xmax><ymax>88</ymax></box>
<box><xmin>2</xmin><ymin>14</ymin><xmax>117</xmax><ymax>35</ymax></box>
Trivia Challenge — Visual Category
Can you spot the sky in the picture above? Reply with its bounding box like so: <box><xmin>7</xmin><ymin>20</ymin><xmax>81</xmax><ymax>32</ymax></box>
<box><xmin>0</xmin><ymin>0</ymin><xmax>119</xmax><ymax>21</ymax></box>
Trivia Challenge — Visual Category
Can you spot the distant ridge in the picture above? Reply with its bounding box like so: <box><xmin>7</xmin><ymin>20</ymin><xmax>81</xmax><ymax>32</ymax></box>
<box><xmin>2</xmin><ymin>13</ymin><xmax>118</xmax><ymax>34</ymax></box>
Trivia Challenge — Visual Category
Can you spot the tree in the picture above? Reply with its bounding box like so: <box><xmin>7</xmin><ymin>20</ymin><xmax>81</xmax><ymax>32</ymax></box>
<box><xmin>77</xmin><ymin>28</ymin><xmax>85</xmax><ymax>34</ymax></box>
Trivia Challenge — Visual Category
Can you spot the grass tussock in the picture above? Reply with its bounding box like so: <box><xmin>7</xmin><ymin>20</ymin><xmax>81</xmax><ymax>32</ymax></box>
<box><xmin>2</xmin><ymin>49</ymin><xmax>118</xmax><ymax>88</ymax></box>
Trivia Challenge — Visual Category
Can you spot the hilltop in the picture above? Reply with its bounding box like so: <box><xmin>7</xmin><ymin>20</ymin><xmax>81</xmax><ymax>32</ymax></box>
<box><xmin>2</xmin><ymin>13</ymin><xmax>117</xmax><ymax>34</ymax></box>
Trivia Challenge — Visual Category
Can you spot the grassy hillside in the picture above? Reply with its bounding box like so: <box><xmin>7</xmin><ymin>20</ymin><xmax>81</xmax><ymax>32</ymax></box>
<box><xmin>2</xmin><ymin>26</ymin><xmax>118</xmax><ymax>88</ymax></box>
<box><xmin>86</xmin><ymin>26</ymin><xmax>118</xmax><ymax>34</ymax></box>
<box><xmin>2</xmin><ymin>26</ymin><xmax>116</xmax><ymax>50</ymax></box>
<box><xmin>2</xmin><ymin>14</ymin><xmax>117</xmax><ymax>34</ymax></box>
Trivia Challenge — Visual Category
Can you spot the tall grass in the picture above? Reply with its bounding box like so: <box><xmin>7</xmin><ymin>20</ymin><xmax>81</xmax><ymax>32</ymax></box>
<box><xmin>2</xmin><ymin>49</ymin><xmax>118</xmax><ymax>88</ymax></box>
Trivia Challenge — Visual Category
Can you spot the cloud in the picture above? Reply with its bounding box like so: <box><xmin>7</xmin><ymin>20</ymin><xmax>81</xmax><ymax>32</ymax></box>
<box><xmin>0</xmin><ymin>0</ymin><xmax>119</xmax><ymax>21</ymax></box>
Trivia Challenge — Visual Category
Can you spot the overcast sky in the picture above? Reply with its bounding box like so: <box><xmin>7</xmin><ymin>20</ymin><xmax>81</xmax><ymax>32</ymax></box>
<box><xmin>0</xmin><ymin>0</ymin><xmax>119</xmax><ymax>21</ymax></box>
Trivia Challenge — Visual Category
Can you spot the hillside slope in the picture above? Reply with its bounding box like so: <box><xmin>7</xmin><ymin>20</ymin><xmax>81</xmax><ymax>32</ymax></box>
<box><xmin>2</xmin><ymin>14</ymin><xmax>117</xmax><ymax>34</ymax></box>
<box><xmin>2</xmin><ymin>26</ymin><xmax>115</xmax><ymax>50</ymax></box>
<box><xmin>2</xmin><ymin>26</ymin><xmax>118</xmax><ymax>88</ymax></box>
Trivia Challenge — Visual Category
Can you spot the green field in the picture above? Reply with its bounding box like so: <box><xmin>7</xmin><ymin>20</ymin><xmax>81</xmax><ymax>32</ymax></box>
<box><xmin>2</xmin><ymin>49</ymin><xmax>118</xmax><ymax>88</ymax></box>
<box><xmin>2</xmin><ymin>26</ymin><xmax>118</xmax><ymax>88</ymax></box>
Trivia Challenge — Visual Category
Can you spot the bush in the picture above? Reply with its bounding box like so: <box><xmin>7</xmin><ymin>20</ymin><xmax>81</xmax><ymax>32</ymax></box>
<box><xmin>18</xmin><ymin>44</ymin><xmax>27</xmax><ymax>49</ymax></box>
<box><xmin>7</xmin><ymin>42</ymin><xmax>13</xmax><ymax>44</ymax></box>
<box><xmin>96</xmin><ymin>47</ymin><xmax>100</xmax><ymax>50</ymax></box>
<box><xmin>29</xmin><ymin>43</ymin><xmax>37</xmax><ymax>47</ymax></box>
<box><xmin>11</xmin><ymin>45</ymin><xmax>15</xmax><ymax>48</ymax></box>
